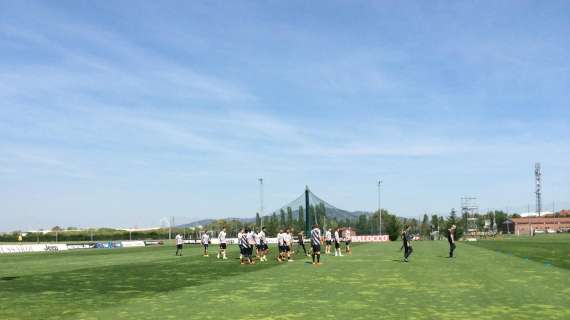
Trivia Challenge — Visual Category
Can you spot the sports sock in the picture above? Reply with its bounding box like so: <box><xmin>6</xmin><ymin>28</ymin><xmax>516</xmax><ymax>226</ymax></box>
<box><xmin>317</xmin><ymin>254</ymin><xmax>320</xmax><ymax>263</ymax></box>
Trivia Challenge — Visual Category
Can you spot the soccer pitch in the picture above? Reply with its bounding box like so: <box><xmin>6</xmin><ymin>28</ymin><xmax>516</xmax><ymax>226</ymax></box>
<box><xmin>1</xmin><ymin>238</ymin><xmax>569</xmax><ymax>320</ymax></box>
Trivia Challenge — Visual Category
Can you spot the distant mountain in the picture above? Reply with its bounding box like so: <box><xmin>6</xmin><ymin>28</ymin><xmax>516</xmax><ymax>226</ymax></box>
<box><xmin>177</xmin><ymin>217</ymin><xmax>255</xmax><ymax>228</ymax></box>
<box><xmin>177</xmin><ymin>219</ymin><xmax>214</xmax><ymax>228</ymax></box>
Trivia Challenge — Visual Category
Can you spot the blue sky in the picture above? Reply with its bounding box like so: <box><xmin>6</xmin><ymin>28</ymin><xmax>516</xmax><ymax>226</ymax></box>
<box><xmin>1</xmin><ymin>1</ymin><xmax>569</xmax><ymax>231</ymax></box>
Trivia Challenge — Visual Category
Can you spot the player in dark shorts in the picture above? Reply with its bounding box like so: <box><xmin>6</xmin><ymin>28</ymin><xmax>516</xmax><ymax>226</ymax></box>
<box><xmin>311</xmin><ymin>224</ymin><xmax>322</xmax><ymax>265</ymax></box>
<box><xmin>334</xmin><ymin>228</ymin><xmax>342</xmax><ymax>256</ymax></box>
<box><xmin>325</xmin><ymin>229</ymin><xmax>332</xmax><ymax>254</ymax></box>
<box><xmin>402</xmin><ymin>225</ymin><xmax>413</xmax><ymax>262</ymax></box>
<box><xmin>175</xmin><ymin>233</ymin><xmax>183</xmax><ymax>256</ymax></box>
<box><xmin>448</xmin><ymin>224</ymin><xmax>457</xmax><ymax>258</ymax></box>
<box><xmin>277</xmin><ymin>229</ymin><xmax>285</xmax><ymax>262</ymax></box>
<box><xmin>254</xmin><ymin>229</ymin><xmax>262</xmax><ymax>259</ymax></box>
<box><xmin>201</xmin><ymin>231</ymin><xmax>210</xmax><ymax>257</ymax></box>
<box><xmin>297</xmin><ymin>231</ymin><xmax>309</xmax><ymax>256</ymax></box>
<box><xmin>344</xmin><ymin>227</ymin><xmax>353</xmax><ymax>255</ymax></box>
<box><xmin>259</xmin><ymin>227</ymin><xmax>268</xmax><ymax>262</ymax></box>
<box><xmin>217</xmin><ymin>227</ymin><xmax>227</xmax><ymax>260</ymax></box>
<box><xmin>240</xmin><ymin>228</ymin><xmax>254</xmax><ymax>265</ymax></box>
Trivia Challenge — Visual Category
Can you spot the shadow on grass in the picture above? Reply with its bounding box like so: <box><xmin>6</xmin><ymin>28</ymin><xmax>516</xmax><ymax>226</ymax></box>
<box><xmin>1</xmin><ymin>254</ymin><xmax>281</xmax><ymax>319</ymax></box>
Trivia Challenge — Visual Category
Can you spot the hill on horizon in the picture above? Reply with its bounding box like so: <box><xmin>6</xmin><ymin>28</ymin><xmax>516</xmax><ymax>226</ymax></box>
<box><xmin>177</xmin><ymin>207</ymin><xmax>370</xmax><ymax>228</ymax></box>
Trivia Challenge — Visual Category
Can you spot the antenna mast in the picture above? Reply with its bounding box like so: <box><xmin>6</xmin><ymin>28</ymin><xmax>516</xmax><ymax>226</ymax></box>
<box><xmin>535</xmin><ymin>163</ymin><xmax>542</xmax><ymax>216</ymax></box>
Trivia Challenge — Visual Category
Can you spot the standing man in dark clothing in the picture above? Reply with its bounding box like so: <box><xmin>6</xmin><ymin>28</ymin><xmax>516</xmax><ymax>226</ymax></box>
<box><xmin>402</xmin><ymin>225</ymin><xmax>413</xmax><ymax>262</ymax></box>
<box><xmin>297</xmin><ymin>231</ymin><xmax>309</xmax><ymax>256</ymax></box>
<box><xmin>448</xmin><ymin>225</ymin><xmax>457</xmax><ymax>258</ymax></box>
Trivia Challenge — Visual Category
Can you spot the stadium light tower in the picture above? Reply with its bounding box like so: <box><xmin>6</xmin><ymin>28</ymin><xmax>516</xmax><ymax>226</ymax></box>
<box><xmin>378</xmin><ymin>180</ymin><xmax>383</xmax><ymax>235</ymax></box>
<box><xmin>259</xmin><ymin>178</ymin><xmax>264</xmax><ymax>228</ymax></box>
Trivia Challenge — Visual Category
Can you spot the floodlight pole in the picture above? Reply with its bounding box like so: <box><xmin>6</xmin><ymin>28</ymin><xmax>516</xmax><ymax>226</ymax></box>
<box><xmin>305</xmin><ymin>186</ymin><xmax>310</xmax><ymax>236</ymax></box>
<box><xmin>169</xmin><ymin>216</ymin><xmax>173</xmax><ymax>240</ymax></box>
<box><xmin>259</xmin><ymin>178</ymin><xmax>264</xmax><ymax>228</ymax></box>
<box><xmin>378</xmin><ymin>180</ymin><xmax>383</xmax><ymax>235</ymax></box>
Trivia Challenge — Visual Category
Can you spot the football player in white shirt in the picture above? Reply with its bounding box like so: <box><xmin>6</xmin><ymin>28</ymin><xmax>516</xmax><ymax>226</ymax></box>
<box><xmin>239</xmin><ymin>228</ymin><xmax>254</xmax><ymax>265</ymax></box>
<box><xmin>217</xmin><ymin>227</ymin><xmax>227</xmax><ymax>260</ymax></box>
<box><xmin>175</xmin><ymin>233</ymin><xmax>184</xmax><ymax>256</ymax></box>
<box><xmin>334</xmin><ymin>228</ymin><xmax>343</xmax><ymax>257</ymax></box>
<box><xmin>201</xmin><ymin>231</ymin><xmax>210</xmax><ymax>257</ymax></box>
<box><xmin>344</xmin><ymin>227</ymin><xmax>353</xmax><ymax>255</ymax></box>
<box><xmin>237</xmin><ymin>228</ymin><xmax>244</xmax><ymax>260</ymax></box>
<box><xmin>324</xmin><ymin>229</ymin><xmax>332</xmax><ymax>254</ymax></box>
<box><xmin>258</xmin><ymin>227</ymin><xmax>268</xmax><ymax>262</ymax></box>
<box><xmin>285</xmin><ymin>229</ymin><xmax>293</xmax><ymax>262</ymax></box>
<box><xmin>247</xmin><ymin>228</ymin><xmax>256</xmax><ymax>260</ymax></box>
<box><xmin>277</xmin><ymin>229</ymin><xmax>285</xmax><ymax>262</ymax></box>
<box><xmin>254</xmin><ymin>229</ymin><xmax>261</xmax><ymax>260</ymax></box>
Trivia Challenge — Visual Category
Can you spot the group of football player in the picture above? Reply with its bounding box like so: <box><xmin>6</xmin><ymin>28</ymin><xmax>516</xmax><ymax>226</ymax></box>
<box><xmin>175</xmin><ymin>226</ymin><xmax>355</xmax><ymax>265</ymax></box>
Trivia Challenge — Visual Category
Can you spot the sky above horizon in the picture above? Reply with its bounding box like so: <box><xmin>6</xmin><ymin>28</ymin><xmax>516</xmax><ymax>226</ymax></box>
<box><xmin>1</xmin><ymin>1</ymin><xmax>569</xmax><ymax>231</ymax></box>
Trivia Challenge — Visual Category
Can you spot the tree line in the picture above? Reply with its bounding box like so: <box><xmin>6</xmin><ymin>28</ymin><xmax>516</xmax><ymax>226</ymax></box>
<box><xmin>0</xmin><ymin>208</ymin><xmax>534</xmax><ymax>243</ymax></box>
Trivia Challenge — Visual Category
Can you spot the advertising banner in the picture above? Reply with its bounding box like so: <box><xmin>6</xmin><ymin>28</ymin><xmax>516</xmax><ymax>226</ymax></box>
<box><xmin>95</xmin><ymin>241</ymin><xmax>122</xmax><ymax>249</ymax></box>
<box><xmin>351</xmin><ymin>235</ymin><xmax>390</xmax><ymax>242</ymax></box>
<box><xmin>67</xmin><ymin>243</ymin><xmax>96</xmax><ymax>250</ymax></box>
<box><xmin>0</xmin><ymin>244</ymin><xmax>69</xmax><ymax>254</ymax></box>
<box><xmin>121</xmin><ymin>240</ymin><xmax>146</xmax><ymax>248</ymax></box>
<box><xmin>144</xmin><ymin>240</ymin><xmax>164</xmax><ymax>246</ymax></box>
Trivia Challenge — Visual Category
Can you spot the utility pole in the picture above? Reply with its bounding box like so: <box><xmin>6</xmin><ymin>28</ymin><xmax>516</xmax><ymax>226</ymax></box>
<box><xmin>259</xmin><ymin>178</ymin><xmax>264</xmax><ymax>228</ymax></box>
<box><xmin>378</xmin><ymin>180</ymin><xmax>383</xmax><ymax>235</ymax></box>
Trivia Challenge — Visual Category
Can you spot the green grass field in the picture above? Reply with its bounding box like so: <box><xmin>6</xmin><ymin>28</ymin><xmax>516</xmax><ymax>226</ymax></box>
<box><xmin>1</xmin><ymin>236</ymin><xmax>569</xmax><ymax>320</ymax></box>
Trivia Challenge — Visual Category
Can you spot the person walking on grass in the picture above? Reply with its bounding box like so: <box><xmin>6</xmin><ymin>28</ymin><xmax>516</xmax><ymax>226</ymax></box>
<box><xmin>239</xmin><ymin>228</ymin><xmax>254</xmax><ymax>265</ymax></box>
<box><xmin>237</xmin><ymin>228</ymin><xmax>244</xmax><ymax>260</ymax></box>
<box><xmin>247</xmin><ymin>228</ymin><xmax>256</xmax><ymax>260</ymax></box>
<box><xmin>217</xmin><ymin>227</ymin><xmax>227</xmax><ymax>260</ymax></box>
<box><xmin>334</xmin><ymin>228</ymin><xmax>341</xmax><ymax>256</ymax></box>
<box><xmin>402</xmin><ymin>225</ymin><xmax>413</xmax><ymax>262</ymax></box>
<box><xmin>201</xmin><ymin>231</ymin><xmax>210</xmax><ymax>257</ymax></box>
<box><xmin>297</xmin><ymin>231</ymin><xmax>309</xmax><ymax>257</ymax></box>
<box><xmin>277</xmin><ymin>229</ymin><xmax>285</xmax><ymax>262</ymax></box>
<box><xmin>344</xmin><ymin>227</ymin><xmax>353</xmax><ymax>255</ymax></box>
<box><xmin>175</xmin><ymin>233</ymin><xmax>184</xmax><ymax>256</ymax></box>
<box><xmin>254</xmin><ymin>229</ymin><xmax>262</xmax><ymax>260</ymax></box>
<box><xmin>325</xmin><ymin>228</ymin><xmax>332</xmax><ymax>254</ymax></box>
<box><xmin>448</xmin><ymin>225</ymin><xmax>457</xmax><ymax>258</ymax></box>
<box><xmin>285</xmin><ymin>229</ymin><xmax>293</xmax><ymax>262</ymax></box>
<box><xmin>258</xmin><ymin>227</ymin><xmax>268</xmax><ymax>262</ymax></box>
<box><xmin>311</xmin><ymin>224</ymin><xmax>322</xmax><ymax>265</ymax></box>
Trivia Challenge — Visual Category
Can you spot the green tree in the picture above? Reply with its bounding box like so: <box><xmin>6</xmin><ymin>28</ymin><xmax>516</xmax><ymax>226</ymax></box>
<box><xmin>493</xmin><ymin>210</ymin><xmax>508</xmax><ymax>233</ymax></box>
<box><xmin>421</xmin><ymin>214</ymin><xmax>430</xmax><ymax>238</ymax></box>
<box><xmin>269</xmin><ymin>212</ymin><xmax>278</xmax><ymax>234</ymax></box>
<box><xmin>262</xmin><ymin>216</ymin><xmax>270</xmax><ymax>230</ymax></box>
<box><xmin>430</xmin><ymin>214</ymin><xmax>439</xmax><ymax>231</ymax></box>
<box><xmin>383</xmin><ymin>213</ymin><xmax>402</xmax><ymax>241</ymax></box>
<box><xmin>445</xmin><ymin>209</ymin><xmax>464</xmax><ymax>239</ymax></box>
<box><xmin>286</xmin><ymin>207</ymin><xmax>293</xmax><ymax>228</ymax></box>
<box><xmin>279</xmin><ymin>209</ymin><xmax>286</xmax><ymax>229</ymax></box>
<box><xmin>356</xmin><ymin>214</ymin><xmax>368</xmax><ymax>234</ymax></box>
<box><xmin>255</xmin><ymin>212</ymin><xmax>261</xmax><ymax>228</ymax></box>
<box><xmin>298</xmin><ymin>206</ymin><xmax>305</xmax><ymax>231</ymax></box>
<box><xmin>308</xmin><ymin>205</ymin><xmax>316</xmax><ymax>227</ymax></box>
